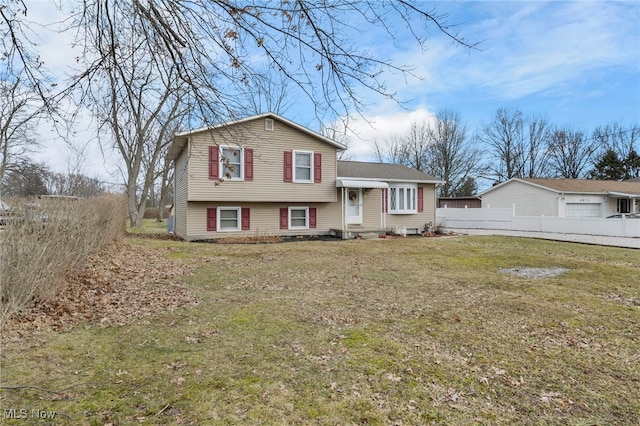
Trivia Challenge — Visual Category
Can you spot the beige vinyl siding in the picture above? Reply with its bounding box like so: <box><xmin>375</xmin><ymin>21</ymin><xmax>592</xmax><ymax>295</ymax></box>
<box><xmin>186</xmin><ymin>118</ymin><xmax>337</xmax><ymax>203</ymax></box>
<box><xmin>481</xmin><ymin>181</ymin><xmax>557</xmax><ymax>216</ymax></box>
<box><xmin>385</xmin><ymin>184</ymin><xmax>437</xmax><ymax>231</ymax></box>
<box><xmin>174</xmin><ymin>145</ymin><xmax>189</xmax><ymax>239</ymax></box>
<box><xmin>185</xmin><ymin>202</ymin><xmax>342</xmax><ymax>240</ymax></box>
<box><xmin>340</xmin><ymin>188</ymin><xmax>384</xmax><ymax>230</ymax></box>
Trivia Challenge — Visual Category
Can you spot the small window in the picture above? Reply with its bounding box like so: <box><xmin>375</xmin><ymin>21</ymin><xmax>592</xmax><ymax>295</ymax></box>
<box><xmin>293</xmin><ymin>151</ymin><xmax>313</xmax><ymax>182</ymax></box>
<box><xmin>289</xmin><ymin>207</ymin><xmax>309</xmax><ymax>229</ymax></box>
<box><xmin>388</xmin><ymin>184</ymin><xmax>417</xmax><ymax>214</ymax></box>
<box><xmin>220</xmin><ymin>146</ymin><xmax>243</xmax><ymax>180</ymax></box>
<box><xmin>218</xmin><ymin>207</ymin><xmax>241</xmax><ymax>232</ymax></box>
<box><xmin>265</xmin><ymin>118</ymin><xmax>274</xmax><ymax>131</ymax></box>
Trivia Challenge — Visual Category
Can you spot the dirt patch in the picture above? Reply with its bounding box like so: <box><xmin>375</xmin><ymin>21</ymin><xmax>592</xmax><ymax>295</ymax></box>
<box><xmin>499</xmin><ymin>267</ymin><xmax>569</xmax><ymax>279</ymax></box>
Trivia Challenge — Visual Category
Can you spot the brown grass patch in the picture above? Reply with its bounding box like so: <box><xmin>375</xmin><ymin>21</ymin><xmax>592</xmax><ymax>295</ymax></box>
<box><xmin>1</xmin><ymin>235</ymin><xmax>639</xmax><ymax>425</ymax></box>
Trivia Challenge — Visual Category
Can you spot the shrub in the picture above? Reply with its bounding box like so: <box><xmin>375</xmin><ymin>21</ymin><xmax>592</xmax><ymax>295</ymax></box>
<box><xmin>0</xmin><ymin>195</ymin><xmax>125</xmax><ymax>325</ymax></box>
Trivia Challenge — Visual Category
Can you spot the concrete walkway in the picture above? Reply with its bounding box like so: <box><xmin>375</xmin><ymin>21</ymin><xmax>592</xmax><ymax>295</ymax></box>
<box><xmin>447</xmin><ymin>228</ymin><xmax>640</xmax><ymax>249</ymax></box>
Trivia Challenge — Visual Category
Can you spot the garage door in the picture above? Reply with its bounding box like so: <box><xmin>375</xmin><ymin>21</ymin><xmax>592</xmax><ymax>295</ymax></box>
<box><xmin>566</xmin><ymin>203</ymin><xmax>601</xmax><ymax>218</ymax></box>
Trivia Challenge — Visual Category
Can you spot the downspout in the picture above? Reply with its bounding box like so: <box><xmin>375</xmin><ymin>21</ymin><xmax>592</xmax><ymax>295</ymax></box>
<box><xmin>341</xmin><ymin>187</ymin><xmax>346</xmax><ymax>238</ymax></box>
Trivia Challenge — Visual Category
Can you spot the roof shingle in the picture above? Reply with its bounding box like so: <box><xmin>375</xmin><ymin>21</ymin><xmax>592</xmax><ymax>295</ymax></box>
<box><xmin>338</xmin><ymin>161</ymin><xmax>441</xmax><ymax>183</ymax></box>
<box><xmin>521</xmin><ymin>178</ymin><xmax>640</xmax><ymax>195</ymax></box>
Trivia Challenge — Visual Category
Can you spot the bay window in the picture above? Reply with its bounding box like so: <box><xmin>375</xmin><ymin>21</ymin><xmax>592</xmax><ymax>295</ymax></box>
<box><xmin>389</xmin><ymin>184</ymin><xmax>417</xmax><ymax>214</ymax></box>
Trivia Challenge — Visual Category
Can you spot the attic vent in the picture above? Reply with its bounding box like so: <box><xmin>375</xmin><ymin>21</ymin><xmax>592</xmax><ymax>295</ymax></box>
<box><xmin>265</xmin><ymin>118</ymin><xmax>274</xmax><ymax>131</ymax></box>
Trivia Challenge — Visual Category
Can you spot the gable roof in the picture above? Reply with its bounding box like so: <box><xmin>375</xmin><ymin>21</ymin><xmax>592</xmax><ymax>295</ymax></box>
<box><xmin>480</xmin><ymin>178</ymin><xmax>640</xmax><ymax>197</ymax></box>
<box><xmin>167</xmin><ymin>112</ymin><xmax>346</xmax><ymax>160</ymax></box>
<box><xmin>338</xmin><ymin>160</ymin><xmax>442</xmax><ymax>184</ymax></box>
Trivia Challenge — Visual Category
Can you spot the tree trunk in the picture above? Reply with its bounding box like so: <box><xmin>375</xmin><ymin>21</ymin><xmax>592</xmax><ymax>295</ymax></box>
<box><xmin>127</xmin><ymin>189</ymin><xmax>143</xmax><ymax>228</ymax></box>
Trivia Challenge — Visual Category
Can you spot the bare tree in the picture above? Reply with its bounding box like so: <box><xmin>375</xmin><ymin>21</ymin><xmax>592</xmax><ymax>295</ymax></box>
<box><xmin>524</xmin><ymin>115</ymin><xmax>552</xmax><ymax>178</ymax></box>
<box><xmin>87</xmin><ymin>19</ymin><xmax>188</xmax><ymax>228</ymax></box>
<box><xmin>0</xmin><ymin>74</ymin><xmax>42</xmax><ymax>185</ymax></box>
<box><xmin>403</xmin><ymin>121</ymin><xmax>431</xmax><ymax>172</ymax></box>
<box><xmin>322</xmin><ymin>120</ymin><xmax>352</xmax><ymax>160</ymax></box>
<box><xmin>0</xmin><ymin>161</ymin><xmax>49</xmax><ymax>198</ymax></box>
<box><xmin>374</xmin><ymin>134</ymin><xmax>410</xmax><ymax>165</ymax></box>
<box><xmin>239</xmin><ymin>71</ymin><xmax>295</xmax><ymax>116</ymax></box>
<box><xmin>547</xmin><ymin>126</ymin><xmax>596</xmax><ymax>179</ymax></box>
<box><xmin>45</xmin><ymin>172</ymin><xmax>105</xmax><ymax>198</ymax></box>
<box><xmin>423</xmin><ymin>109</ymin><xmax>483</xmax><ymax>197</ymax></box>
<box><xmin>3</xmin><ymin>1</ymin><xmax>475</xmax><ymax>122</ymax></box>
<box><xmin>375</xmin><ymin>110</ymin><xmax>483</xmax><ymax>196</ymax></box>
<box><xmin>477</xmin><ymin>108</ymin><xmax>526</xmax><ymax>182</ymax></box>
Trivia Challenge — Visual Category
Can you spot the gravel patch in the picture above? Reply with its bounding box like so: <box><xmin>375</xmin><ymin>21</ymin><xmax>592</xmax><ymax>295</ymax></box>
<box><xmin>499</xmin><ymin>267</ymin><xmax>569</xmax><ymax>279</ymax></box>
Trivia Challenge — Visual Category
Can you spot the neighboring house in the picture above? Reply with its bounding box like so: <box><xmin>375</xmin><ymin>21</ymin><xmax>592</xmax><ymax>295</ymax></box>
<box><xmin>166</xmin><ymin>112</ymin><xmax>441</xmax><ymax>241</ymax></box>
<box><xmin>479</xmin><ymin>178</ymin><xmax>640</xmax><ymax>218</ymax></box>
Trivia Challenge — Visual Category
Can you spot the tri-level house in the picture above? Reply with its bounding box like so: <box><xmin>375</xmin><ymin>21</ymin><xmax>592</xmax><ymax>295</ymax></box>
<box><xmin>167</xmin><ymin>113</ymin><xmax>442</xmax><ymax>241</ymax></box>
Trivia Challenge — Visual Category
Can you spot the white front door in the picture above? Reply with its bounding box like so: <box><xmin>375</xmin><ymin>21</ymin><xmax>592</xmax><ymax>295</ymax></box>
<box><xmin>346</xmin><ymin>188</ymin><xmax>363</xmax><ymax>224</ymax></box>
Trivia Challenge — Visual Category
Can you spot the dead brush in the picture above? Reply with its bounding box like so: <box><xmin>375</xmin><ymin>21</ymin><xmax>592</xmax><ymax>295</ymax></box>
<box><xmin>0</xmin><ymin>194</ymin><xmax>125</xmax><ymax>325</ymax></box>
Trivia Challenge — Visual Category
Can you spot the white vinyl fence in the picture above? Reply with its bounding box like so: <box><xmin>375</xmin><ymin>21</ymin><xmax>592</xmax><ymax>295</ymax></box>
<box><xmin>436</xmin><ymin>207</ymin><xmax>640</xmax><ymax>238</ymax></box>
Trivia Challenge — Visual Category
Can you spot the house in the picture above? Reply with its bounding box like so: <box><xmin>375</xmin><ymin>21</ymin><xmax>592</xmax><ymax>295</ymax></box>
<box><xmin>166</xmin><ymin>113</ymin><xmax>441</xmax><ymax>241</ymax></box>
<box><xmin>479</xmin><ymin>178</ymin><xmax>640</xmax><ymax>218</ymax></box>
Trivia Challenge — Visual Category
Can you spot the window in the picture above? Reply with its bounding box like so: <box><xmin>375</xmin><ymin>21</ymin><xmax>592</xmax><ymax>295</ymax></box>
<box><xmin>218</xmin><ymin>207</ymin><xmax>241</xmax><ymax>231</ymax></box>
<box><xmin>211</xmin><ymin>146</ymin><xmax>253</xmax><ymax>181</ymax></box>
<box><xmin>207</xmin><ymin>207</ymin><xmax>250</xmax><ymax>232</ymax></box>
<box><xmin>284</xmin><ymin>151</ymin><xmax>321</xmax><ymax>183</ymax></box>
<box><xmin>220</xmin><ymin>147</ymin><xmax>243</xmax><ymax>180</ymax></box>
<box><xmin>388</xmin><ymin>184</ymin><xmax>417</xmax><ymax>214</ymax></box>
<box><xmin>289</xmin><ymin>207</ymin><xmax>309</xmax><ymax>229</ymax></box>
<box><xmin>618</xmin><ymin>198</ymin><xmax>631</xmax><ymax>214</ymax></box>
<box><xmin>265</xmin><ymin>118</ymin><xmax>274</xmax><ymax>131</ymax></box>
<box><xmin>280</xmin><ymin>207</ymin><xmax>317</xmax><ymax>230</ymax></box>
<box><xmin>293</xmin><ymin>151</ymin><xmax>313</xmax><ymax>182</ymax></box>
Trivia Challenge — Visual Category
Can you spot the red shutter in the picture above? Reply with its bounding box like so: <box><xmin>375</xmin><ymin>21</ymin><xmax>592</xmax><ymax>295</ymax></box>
<box><xmin>279</xmin><ymin>208</ymin><xmax>288</xmax><ymax>229</ymax></box>
<box><xmin>314</xmin><ymin>153</ymin><xmax>322</xmax><ymax>183</ymax></box>
<box><xmin>309</xmin><ymin>207</ymin><xmax>317</xmax><ymax>228</ymax></box>
<box><xmin>283</xmin><ymin>151</ymin><xmax>293</xmax><ymax>182</ymax></box>
<box><xmin>244</xmin><ymin>148</ymin><xmax>253</xmax><ymax>181</ymax></box>
<box><xmin>417</xmin><ymin>187</ymin><xmax>424</xmax><ymax>212</ymax></box>
<box><xmin>241</xmin><ymin>208</ymin><xmax>250</xmax><ymax>230</ymax></box>
<box><xmin>207</xmin><ymin>207</ymin><xmax>217</xmax><ymax>231</ymax></box>
<box><xmin>209</xmin><ymin>146</ymin><xmax>219</xmax><ymax>180</ymax></box>
<box><xmin>382</xmin><ymin>188</ymin><xmax>388</xmax><ymax>213</ymax></box>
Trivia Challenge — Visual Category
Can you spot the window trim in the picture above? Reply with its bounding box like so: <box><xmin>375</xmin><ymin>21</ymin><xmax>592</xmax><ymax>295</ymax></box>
<box><xmin>388</xmin><ymin>183</ymin><xmax>418</xmax><ymax>214</ymax></box>
<box><xmin>219</xmin><ymin>146</ymin><xmax>244</xmax><ymax>181</ymax></box>
<box><xmin>293</xmin><ymin>150</ymin><xmax>314</xmax><ymax>183</ymax></box>
<box><xmin>288</xmin><ymin>206</ymin><xmax>309</xmax><ymax>230</ymax></box>
<box><xmin>217</xmin><ymin>206</ymin><xmax>242</xmax><ymax>232</ymax></box>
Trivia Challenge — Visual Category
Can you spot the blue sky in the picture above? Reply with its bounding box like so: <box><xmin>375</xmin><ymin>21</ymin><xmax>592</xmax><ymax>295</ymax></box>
<box><xmin>325</xmin><ymin>1</ymin><xmax>640</xmax><ymax>161</ymax></box>
<box><xmin>29</xmin><ymin>1</ymin><xmax>640</xmax><ymax>181</ymax></box>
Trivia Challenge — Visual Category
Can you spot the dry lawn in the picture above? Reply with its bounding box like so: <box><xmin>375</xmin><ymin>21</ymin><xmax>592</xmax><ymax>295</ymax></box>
<box><xmin>1</xmin><ymin>231</ymin><xmax>639</xmax><ymax>425</ymax></box>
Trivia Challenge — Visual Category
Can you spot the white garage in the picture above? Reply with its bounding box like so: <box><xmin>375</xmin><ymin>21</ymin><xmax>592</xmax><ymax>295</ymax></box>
<box><xmin>565</xmin><ymin>203</ymin><xmax>601</xmax><ymax>218</ymax></box>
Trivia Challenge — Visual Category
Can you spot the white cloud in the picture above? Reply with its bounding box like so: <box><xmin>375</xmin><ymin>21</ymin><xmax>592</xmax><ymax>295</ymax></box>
<box><xmin>376</xmin><ymin>1</ymin><xmax>639</xmax><ymax>101</ymax></box>
<box><xmin>339</xmin><ymin>107</ymin><xmax>436</xmax><ymax>161</ymax></box>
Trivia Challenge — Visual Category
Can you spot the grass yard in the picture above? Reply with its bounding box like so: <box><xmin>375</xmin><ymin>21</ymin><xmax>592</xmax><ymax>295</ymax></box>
<box><xmin>1</xmin><ymin>231</ymin><xmax>639</xmax><ymax>425</ymax></box>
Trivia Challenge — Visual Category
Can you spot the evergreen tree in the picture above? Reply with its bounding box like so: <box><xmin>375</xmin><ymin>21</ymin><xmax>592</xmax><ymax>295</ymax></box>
<box><xmin>624</xmin><ymin>148</ymin><xmax>640</xmax><ymax>179</ymax></box>
<box><xmin>589</xmin><ymin>149</ymin><xmax>625</xmax><ymax>180</ymax></box>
